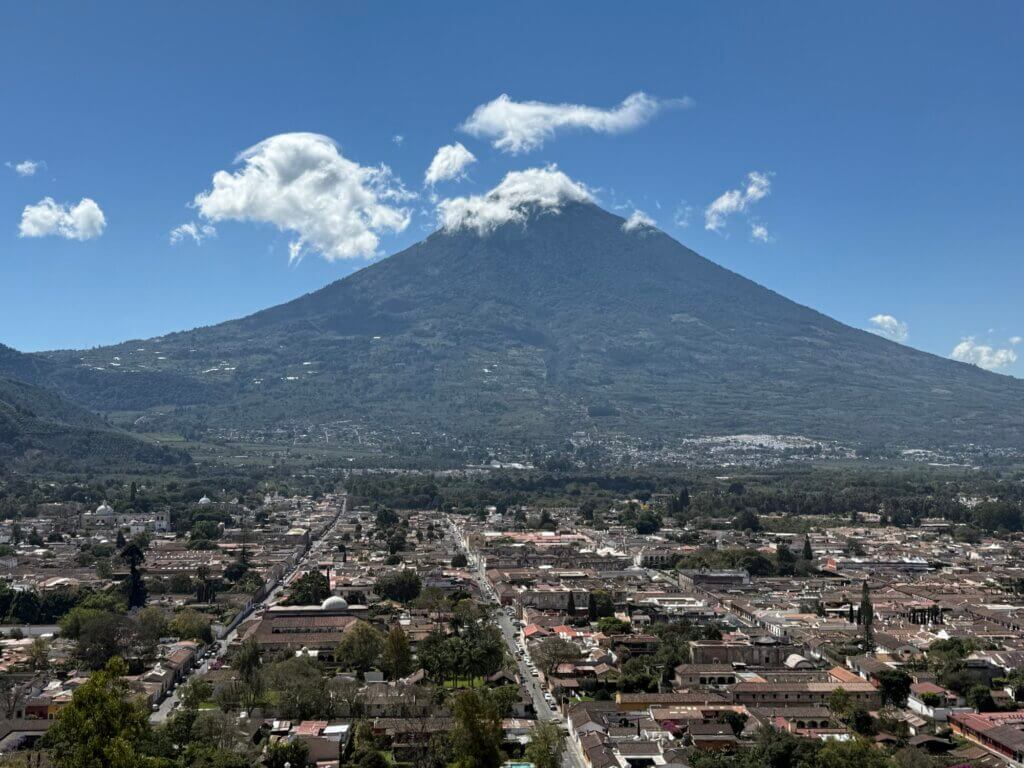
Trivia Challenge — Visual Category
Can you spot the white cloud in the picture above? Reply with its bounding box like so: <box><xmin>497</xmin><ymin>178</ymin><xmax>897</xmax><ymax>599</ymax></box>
<box><xmin>6</xmin><ymin>159</ymin><xmax>43</xmax><ymax>177</ymax></box>
<box><xmin>437</xmin><ymin>165</ymin><xmax>593</xmax><ymax>234</ymax></box>
<box><xmin>750</xmin><ymin>223</ymin><xmax>770</xmax><ymax>242</ymax></box>
<box><xmin>704</xmin><ymin>171</ymin><xmax>772</xmax><ymax>232</ymax></box>
<box><xmin>461</xmin><ymin>91</ymin><xmax>689</xmax><ymax>154</ymax></box>
<box><xmin>19</xmin><ymin>197</ymin><xmax>105</xmax><ymax>240</ymax></box>
<box><xmin>424</xmin><ymin>142</ymin><xmax>477</xmax><ymax>186</ymax></box>
<box><xmin>673</xmin><ymin>202</ymin><xmax>693</xmax><ymax>229</ymax></box>
<box><xmin>622</xmin><ymin>209</ymin><xmax>656</xmax><ymax>233</ymax></box>
<box><xmin>950</xmin><ymin>337</ymin><xmax>1017</xmax><ymax>371</ymax></box>
<box><xmin>868</xmin><ymin>314</ymin><xmax>909</xmax><ymax>343</ymax></box>
<box><xmin>392</xmin><ymin>135</ymin><xmax>404</xmax><ymax>145</ymax></box>
<box><xmin>191</xmin><ymin>132</ymin><xmax>412</xmax><ymax>262</ymax></box>
<box><xmin>170</xmin><ymin>221</ymin><xmax>217</xmax><ymax>245</ymax></box>
<box><xmin>1010</xmin><ymin>336</ymin><xmax>1022</xmax><ymax>346</ymax></box>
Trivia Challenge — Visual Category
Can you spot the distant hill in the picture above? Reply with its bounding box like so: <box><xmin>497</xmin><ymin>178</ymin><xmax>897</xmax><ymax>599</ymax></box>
<box><xmin>4</xmin><ymin>202</ymin><xmax>1023</xmax><ymax>452</ymax></box>
<box><xmin>0</xmin><ymin>375</ymin><xmax>187</xmax><ymax>471</ymax></box>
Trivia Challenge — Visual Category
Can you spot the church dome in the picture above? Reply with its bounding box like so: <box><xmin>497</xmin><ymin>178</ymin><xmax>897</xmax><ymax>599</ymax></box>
<box><xmin>321</xmin><ymin>595</ymin><xmax>348</xmax><ymax>612</ymax></box>
<box><xmin>96</xmin><ymin>502</ymin><xmax>113</xmax><ymax>515</ymax></box>
<box><xmin>198</xmin><ymin>495</ymin><xmax>212</xmax><ymax>506</ymax></box>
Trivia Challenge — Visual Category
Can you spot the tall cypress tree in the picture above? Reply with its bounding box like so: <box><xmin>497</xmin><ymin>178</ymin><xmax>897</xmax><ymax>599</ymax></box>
<box><xmin>860</xmin><ymin>581</ymin><xmax>874</xmax><ymax>650</ymax></box>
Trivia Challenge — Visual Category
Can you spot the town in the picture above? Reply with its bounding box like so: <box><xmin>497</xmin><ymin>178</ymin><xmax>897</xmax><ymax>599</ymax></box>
<box><xmin>0</xmin><ymin>467</ymin><xmax>1022</xmax><ymax>768</ymax></box>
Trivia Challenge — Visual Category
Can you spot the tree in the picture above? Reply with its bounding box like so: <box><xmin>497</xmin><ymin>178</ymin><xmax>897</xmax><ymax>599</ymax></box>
<box><xmin>169</xmin><ymin>609</ymin><xmax>214</xmax><ymax>643</ymax></box>
<box><xmin>135</xmin><ymin>606</ymin><xmax>169</xmax><ymax>655</ymax></box>
<box><xmin>232</xmin><ymin>637</ymin><xmax>264</xmax><ymax>709</ymax></box>
<box><xmin>264</xmin><ymin>739</ymin><xmax>309</xmax><ymax>768</ymax></box>
<box><xmin>532</xmin><ymin>637</ymin><xmax>581</xmax><ymax>676</ymax></box>
<box><xmin>776</xmin><ymin>544</ymin><xmax>797</xmax><ymax>576</ymax></box>
<box><xmin>266</xmin><ymin>657</ymin><xmax>331</xmax><ymax>720</ymax></box>
<box><xmin>354</xmin><ymin>749</ymin><xmax>390</xmax><ymax>768</ymax></box>
<box><xmin>180</xmin><ymin>677</ymin><xmax>213</xmax><ymax>710</ymax></box>
<box><xmin>190</xmin><ymin>520</ymin><xmax>221</xmax><ymax>542</ymax></box>
<box><xmin>450</xmin><ymin>689</ymin><xmax>504</xmax><ymax>768</ymax></box>
<box><xmin>618</xmin><ymin>656</ymin><xmax>658</xmax><ymax>693</ymax></box>
<box><xmin>0</xmin><ymin>674</ymin><xmax>27</xmax><ymax>718</ymax></box>
<box><xmin>723</xmin><ymin>711</ymin><xmax>748</xmax><ymax>737</ymax></box>
<box><xmin>816</xmin><ymin>738</ymin><xmax>891</xmax><ymax>768</ymax></box>
<box><xmin>634</xmin><ymin>512</ymin><xmax>660</xmax><ymax>535</ymax></box>
<box><xmin>42</xmin><ymin>658</ymin><xmax>152</xmax><ymax>768</ymax></box>
<box><xmin>451</xmin><ymin>553</ymin><xmax>468</xmax><ymax>568</ymax></box>
<box><xmin>674</xmin><ymin>487</ymin><xmax>690</xmax><ymax>513</ymax></box>
<box><xmin>967</xmin><ymin>684</ymin><xmax>997</xmax><ymax>712</ymax></box>
<box><xmin>373</xmin><ymin>570</ymin><xmax>422</xmax><ymax>603</ymax></box>
<box><xmin>596</xmin><ymin>617</ymin><xmax>631</xmax><ymax>635</ymax></box>
<box><xmin>876</xmin><ymin>669</ymin><xmax>912</xmax><ymax>707</ymax></box>
<box><xmin>803</xmin><ymin>535</ymin><xmax>813</xmax><ymax>560</ymax></box>
<box><xmin>588</xmin><ymin>590</ymin><xmax>615</xmax><ymax>620</ymax></box>
<box><xmin>381</xmin><ymin>626</ymin><xmax>413</xmax><ymax>679</ymax></box>
<box><xmin>336</xmin><ymin>621</ymin><xmax>384</xmax><ymax>673</ymax></box>
<box><xmin>525</xmin><ymin>722</ymin><xmax>564</xmax><ymax>768</ymax></box>
<box><xmin>827</xmin><ymin>687</ymin><xmax>852</xmax><ymax>719</ymax></box>
<box><xmin>848</xmin><ymin>707</ymin><xmax>876</xmax><ymax>735</ymax></box>
<box><xmin>8</xmin><ymin>590</ymin><xmax>40</xmax><ymax>623</ymax></box>
<box><xmin>27</xmin><ymin>637</ymin><xmax>49</xmax><ymax>670</ymax></box>
<box><xmin>860</xmin><ymin>581</ymin><xmax>874</xmax><ymax>651</ymax></box>
<box><xmin>73</xmin><ymin>611</ymin><xmax>134</xmax><ymax>669</ymax></box>
<box><xmin>284</xmin><ymin>570</ymin><xmax>330</xmax><ymax>605</ymax></box>
<box><xmin>462</xmin><ymin>623</ymin><xmax>505</xmax><ymax>681</ymax></box>
<box><xmin>214</xmin><ymin>681</ymin><xmax>245</xmax><ymax>714</ymax></box>
<box><xmin>734</xmin><ymin>509</ymin><xmax>761</xmax><ymax>532</ymax></box>
<box><xmin>120</xmin><ymin>542</ymin><xmax>147</xmax><ymax>609</ymax></box>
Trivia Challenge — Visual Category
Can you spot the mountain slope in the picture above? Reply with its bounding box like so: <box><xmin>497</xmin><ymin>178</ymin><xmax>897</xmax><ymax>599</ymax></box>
<box><xmin>8</xmin><ymin>202</ymin><xmax>1024</xmax><ymax>450</ymax></box>
<box><xmin>0</xmin><ymin>375</ymin><xmax>187</xmax><ymax>471</ymax></box>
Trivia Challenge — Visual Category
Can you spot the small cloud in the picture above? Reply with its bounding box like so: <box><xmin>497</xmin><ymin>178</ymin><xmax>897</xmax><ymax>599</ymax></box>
<box><xmin>622</xmin><ymin>209</ymin><xmax>656</xmax><ymax>233</ymax></box>
<box><xmin>392</xmin><ymin>135</ymin><xmax>404</xmax><ymax>145</ymax></box>
<box><xmin>189</xmin><ymin>132</ymin><xmax>411</xmax><ymax>262</ymax></box>
<box><xmin>950</xmin><ymin>337</ymin><xmax>1017</xmax><ymax>371</ymax></box>
<box><xmin>867</xmin><ymin>314</ymin><xmax>909</xmax><ymax>343</ymax></box>
<box><xmin>1010</xmin><ymin>336</ymin><xmax>1022</xmax><ymax>346</ymax></box>
<box><xmin>672</xmin><ymin>201</ymin><xmax>693</xmax><ymax>229</ymax></box>
<box><xmin>170</xmin><ymin>221</ymin><xmax>217</xmax><ymax>245</ymax></box>
<box><xmin>461</xmin><ymin>91</ymin><xmax>691</xmax><ymax>154</ymax></box>
<box><xmin>19</xmin><ymin>197</ymin><xmax>106</xmax><ymax>240</ymax></box>
<box><xmin>437</xmin><ymin>165</ymin><xmax>593</xmax><ymax>234</ymax></box>
<box><xmin>750</xmin><ymin>223</ymin><xmax>770</xmax><ymax>242</ymax></box>
<box><xmin>6</xmin><ymin>159</ymin><xmax>44</xmax><ymax>177</ymax></box>
<box><xmin>705</xmin><ymin>171</ymin><xmax>772</xmax><ymax>233</ymax></box>
<box><xmin>424</xmin><ymin>142</ymin><xmax>477</xmax><ymax>186</ymax></box>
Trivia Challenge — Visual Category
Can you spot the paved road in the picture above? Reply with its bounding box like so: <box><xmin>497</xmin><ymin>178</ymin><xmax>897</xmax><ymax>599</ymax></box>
<box><xmin>447</xmin><ymin>517</ymin><xmax>588</xmax><ymax>768</ymax></box>
<box><xmin>150</xmin><ymin>494</ymin><xmax>348</xmax><ymax>723</ymax></box>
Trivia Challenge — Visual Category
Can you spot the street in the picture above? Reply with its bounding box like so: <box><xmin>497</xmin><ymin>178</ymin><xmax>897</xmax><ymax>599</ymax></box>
<box><xmin>447</xmin><ymin>517</ymin><xmax>588</xmax><ymax>768</ymax></box>
<box><xmin>150</xmin><ymin>494</ymin><xmax>348</xmax><ymax>723</ymax></box>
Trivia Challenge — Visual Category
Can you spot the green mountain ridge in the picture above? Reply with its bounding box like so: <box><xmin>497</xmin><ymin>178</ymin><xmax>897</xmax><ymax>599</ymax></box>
<box><xmin>0</xmin><ymin>374</ymin><xmax>188</xmax><ymax>471</ymax></box>
<box><xmin>4</xmin><ymin>202</ymin><xmax>1023</xmax><ymax>452</ymax></box>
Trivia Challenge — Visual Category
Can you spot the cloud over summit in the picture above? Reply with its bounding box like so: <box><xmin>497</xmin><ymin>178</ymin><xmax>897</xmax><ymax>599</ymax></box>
<box><xmin>437</xmin><ymin>166</ymin><xmax>593</xmax><ymax>234</ymax></box>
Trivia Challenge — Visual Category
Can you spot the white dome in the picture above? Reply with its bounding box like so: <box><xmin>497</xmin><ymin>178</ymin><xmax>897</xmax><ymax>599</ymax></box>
<box><xmin>198</xmin><ymin>495</ymin><xmax>212</xmax><ymax>506</ymax></box>
<box><xmin>321</xmin><ymin>596</ymin><xmax>348</xmax><ymax>612</ymax></box>
<box><xmin>96</xmin><ymin>502</ymin><xmax>113</xmax><ymax>514</ymax></box>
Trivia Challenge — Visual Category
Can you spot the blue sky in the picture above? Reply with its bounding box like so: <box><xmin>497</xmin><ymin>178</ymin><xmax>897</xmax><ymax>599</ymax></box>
<box><xmin>1</xmin><ymin>3</ymin><xmax>1021</xmax><ymax>375</ymax></box>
